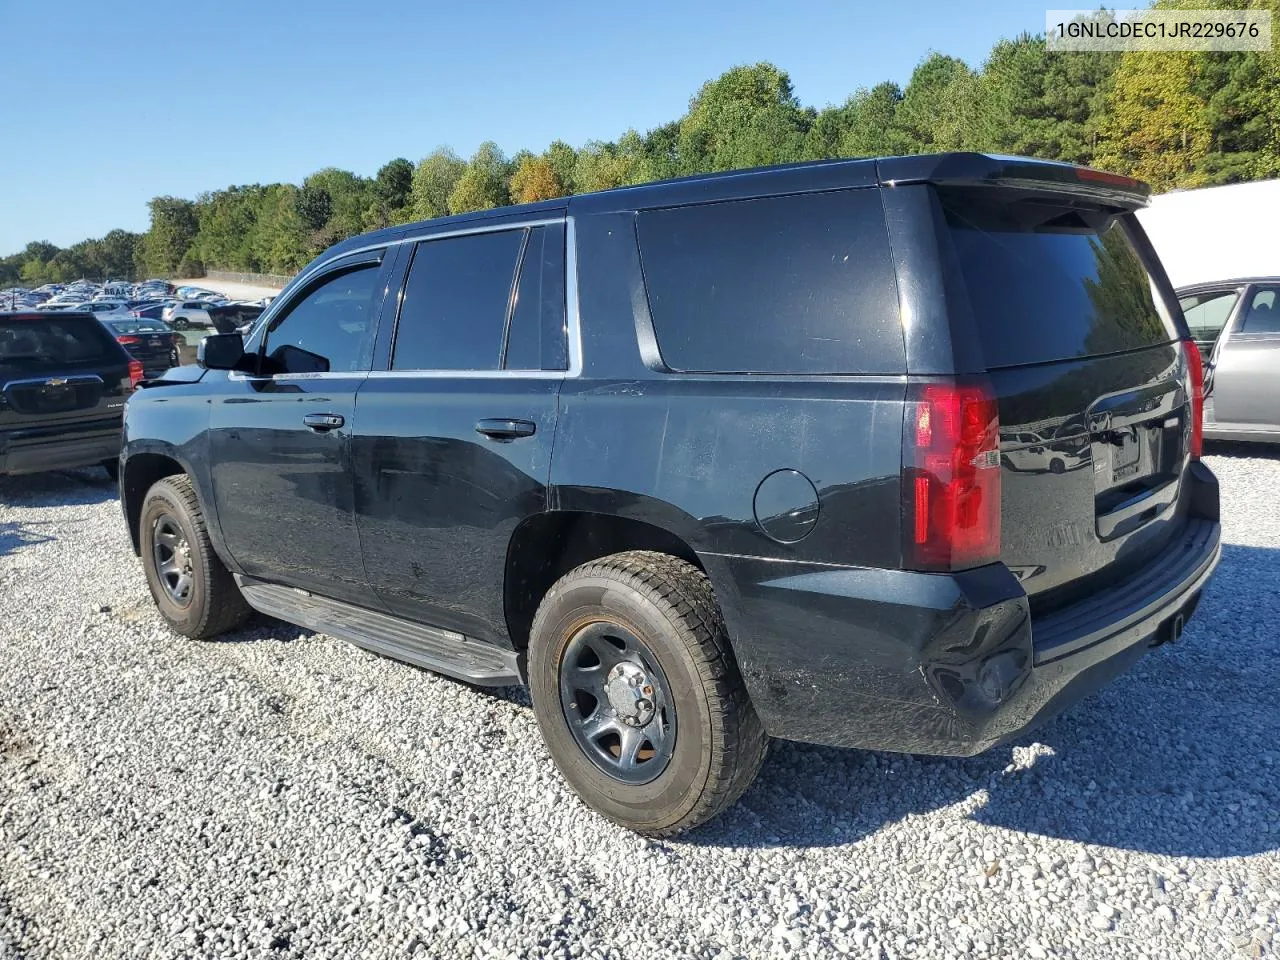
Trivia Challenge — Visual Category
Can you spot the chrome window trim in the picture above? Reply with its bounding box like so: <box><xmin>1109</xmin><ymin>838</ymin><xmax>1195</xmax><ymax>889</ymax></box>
<box><xmin>233</xmin><ymin>214</ymin><xmax>580</xmax><ymax>384</ymax></box>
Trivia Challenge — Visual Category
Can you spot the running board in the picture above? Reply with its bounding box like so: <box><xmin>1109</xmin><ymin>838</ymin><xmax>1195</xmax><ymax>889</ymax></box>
<box><xmin>236</xmin><ymin>578</ymin><xmax>522</xmax><ymax>686</ymax></box>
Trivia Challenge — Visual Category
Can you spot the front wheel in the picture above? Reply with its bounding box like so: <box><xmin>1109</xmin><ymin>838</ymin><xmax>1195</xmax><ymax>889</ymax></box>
<box><xmin>172</xmin><ymin>318</ymin><xmax>189</xmax><ymax>331</ymax></box>
<box><xmin>528</xmin><ymin>551</ymin><xmax>768</xmax><ymax>837</ymax></box>
<box><xmin>139</xmin><ymin>475</ymin><xmax>251</xmax><ymax>639</ymax></box>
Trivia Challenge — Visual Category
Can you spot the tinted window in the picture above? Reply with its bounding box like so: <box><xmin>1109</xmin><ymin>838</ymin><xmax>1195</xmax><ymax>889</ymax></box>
<box><xmin>504</xmin><ymin>224</ymin><xmax>567</xmax><ymax>371</ymax></box>
<box><xmin>262</xmin><ymin>263</ymin><xmax>381</xmax><ymax>374</ymax></box>
<box><xmin>392</xmin><ymin>230</ymin><xmax>524</xmax><ymax>371</ymax></box>
<box><xmin>108</xmin><ymin>320</ymin><xmax>170</xmax><ymax>334</ymax></box>
<box><xmin>1241</xmin><ymin>287</ymin><xmax>1280</xmax><ymax>334</ymax></box>
<box><xmin>637</xmin><ymin>190</ymin><xmax>900</xmax><ymax>374</ymax></box>
<box><xmin>1179</xmin><ymin>289</ymin><xmax>1240</xmax><ymax>343</ymax></box>
<box><xmin>939</xmin><ymin>189</ymin><xmax>1176</xmax><ymax>368</ymax></box>
<box><xmin>0</xmin><ymin>316</ymin><xmax>113</xmax><ymax>370</ymax></box>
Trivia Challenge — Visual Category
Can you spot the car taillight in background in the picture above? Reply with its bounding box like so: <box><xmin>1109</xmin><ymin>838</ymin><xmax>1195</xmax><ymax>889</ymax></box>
<box><xmin>128</xmin><ymin>359</ymin><xmax>144</xmax><ymax>388</ymax></box>
<box><xmin>117</xmin><ymin>335</ymin><xmax>140</xmax><ymax>345</ymax></box>
<box><xmin>903</xmin><ymin>380</ymin><xmax>1002</xmax><ymax>572</ymax></box>
<box><xmin>1184</xmin><ymin>339</ymin><xmax>1205</xmax><ymax>459</ymax></box>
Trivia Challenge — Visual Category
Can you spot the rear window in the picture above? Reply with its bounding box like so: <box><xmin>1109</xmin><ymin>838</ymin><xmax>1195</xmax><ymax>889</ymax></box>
<box><xmin>636</xmin><ymin>189</ymin><xmax>902</xmax><ymax>374</ymax></box>
<box><xmin>0</xmin><ymin>317</ymin><xmax>115</xmax><ymax>369</ymax></box>
<box><xmin>938</xmin><ymin>188</ymin><xmax>1177</xmax><ymax>368</ymax></box>
<box><xmin>108</xmin><ymin>319</ymin><xmax>169</xmax><ymax>334</ymax></box>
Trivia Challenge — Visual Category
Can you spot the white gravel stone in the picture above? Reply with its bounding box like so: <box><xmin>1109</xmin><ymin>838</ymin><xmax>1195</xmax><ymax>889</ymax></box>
<box><xmin>0</xmin><ymin>447</ymin><xmax>1278</xmax><ymax>959</ymax></box>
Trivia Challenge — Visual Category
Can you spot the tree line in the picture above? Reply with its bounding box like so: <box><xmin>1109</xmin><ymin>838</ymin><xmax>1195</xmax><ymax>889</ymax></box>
<box><xmin>5</xmin><ymin>0</ymin><xmax>1277</xmax><ymax>287</ymax></box>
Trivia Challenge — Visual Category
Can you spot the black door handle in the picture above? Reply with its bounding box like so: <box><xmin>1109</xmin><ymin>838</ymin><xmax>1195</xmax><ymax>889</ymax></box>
<box><xmin>475</xmin><ymin>418</ymin><xmax>536</xmax><ymax>441</ymax></box>
<box><xmin>303</xmin><ymin>413</ymin><xmax>345</xmax><ymax>431</ymax></box>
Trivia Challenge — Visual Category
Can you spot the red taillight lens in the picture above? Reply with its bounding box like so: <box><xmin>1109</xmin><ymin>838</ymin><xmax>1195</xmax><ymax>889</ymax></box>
<box><xmin>117</xmin><ymin>335</ymin><xmax>140</xmax><ymax>345</ymax></box>
<box><xmin>128</xmin><ymin>359</ymin><xmax>144</xmax><ymax>388</ymax></box>
<box><xmin>903</xmin><ymin>381</ymin><xmax>1001</xmax><ymax>571</ymax></box>
<box><xmin>1184</xmin><ymin>339</ymin><xmax>1204</xmax><ymax>459</ymax></box>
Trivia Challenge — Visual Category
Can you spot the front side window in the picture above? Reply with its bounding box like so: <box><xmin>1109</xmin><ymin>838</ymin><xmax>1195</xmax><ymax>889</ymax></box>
<box><xmin>260</xmin><ymin>263</ymin><xmax>382</xmax><ymax>374</ymax></box>
<box><xmin>1179</xmin><ymin>289</ymin><xmax>1240</xmax><ymax>343</ymax></box>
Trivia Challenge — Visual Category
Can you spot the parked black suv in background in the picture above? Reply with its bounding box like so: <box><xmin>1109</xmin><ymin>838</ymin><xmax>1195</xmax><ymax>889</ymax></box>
<box><xmin>119</xmin><ymin>154</ymin><xmax>1220</xmax><ymax>836</ymax></box>
<box><xmin>1</xmin><ymin>311</ymin><xmax>142</xmax><ymax>478</ymax></box>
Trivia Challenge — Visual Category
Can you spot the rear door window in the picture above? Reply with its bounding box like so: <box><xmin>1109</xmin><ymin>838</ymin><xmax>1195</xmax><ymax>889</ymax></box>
<box><xmin>1179</xmin><ymin>289</ymin><xmax>1241</xmax><ymax>343</ymax></box>
<box><xmin>503</xmin><ymin>224</ymin><xmax>568</xmax><ymax>371</ymax></box>
<box><xmin>636</xmin><ymin>189</ymin><xmax>902</xmax><ymax>374</ymax></box>
<box><xmin>937</xmin><ymin>188</ymin><xmax>1177</xmax><ymax>368</ymax></box>
<box><xmin>391</xmin><ymin>229</ymin><xmax>526</xmax><ymax>371</ymax></box>
<box><xmin>1240</xmin><ymin>287</ymin><xmax>1280</xmax><ymax>334</ymax></box>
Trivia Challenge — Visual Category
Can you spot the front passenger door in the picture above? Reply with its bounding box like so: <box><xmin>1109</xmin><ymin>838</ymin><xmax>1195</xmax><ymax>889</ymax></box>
<box><xmin>208</xmin><ymin>249</ymin><xmax>397</xmax><ymax>607</ymax></box>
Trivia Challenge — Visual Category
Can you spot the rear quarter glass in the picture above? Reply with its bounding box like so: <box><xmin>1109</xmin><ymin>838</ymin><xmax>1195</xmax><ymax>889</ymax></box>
<box><xmin>934</xmin><ymin>186</ymin><xmax>1180</xmax><ymax>370</ymax></box>
<box><xmin>635</xmin><ymin>188</ymin><xmax>904</xmax><ymax>375</ymax></box>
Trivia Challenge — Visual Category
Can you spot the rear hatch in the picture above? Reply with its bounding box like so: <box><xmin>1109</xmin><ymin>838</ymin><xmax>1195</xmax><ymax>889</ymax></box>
<box><xmin>932</xmin><ymin>184</ymin><xmax>1193</xmax><ymax>612</ymax></box>
<box><xmin>0</xmin><ymin>313</ymin><xmax>133</xmax><ymax>430</ymax></box>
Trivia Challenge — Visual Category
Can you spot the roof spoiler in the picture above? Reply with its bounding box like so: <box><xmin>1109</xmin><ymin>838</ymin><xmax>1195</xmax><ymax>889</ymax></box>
<box><xmin>876</xmin><ymin>153</ymin><xmax>1151</xmax><ymax>209</ymax></box>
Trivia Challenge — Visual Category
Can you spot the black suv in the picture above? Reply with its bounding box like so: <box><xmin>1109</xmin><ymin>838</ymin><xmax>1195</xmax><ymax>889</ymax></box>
<box><xmin>1</xmin><ymin>311</ymin><xmax>142</xmax><ymax>478</ymax></box>
<box><xmin>119</xmin><ymin>154</ymin><xmax>1221</xmax><ymax>836</ymax></box>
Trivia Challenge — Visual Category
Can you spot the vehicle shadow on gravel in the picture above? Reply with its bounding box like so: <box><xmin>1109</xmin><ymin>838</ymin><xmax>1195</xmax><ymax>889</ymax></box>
<box><xmin>0</xmin><ymin>469</ymin><xmax>118</xmax><ymax>507</ymax></box>
<box><xmin>692</xmin><ymin>543</ymin><xmax>1280</xmax><ymax>859</ymax></box>
<box><xmin>0</xmin><ymin>520</ymin><xmax>58</xmax><ymax>556</ymax></box>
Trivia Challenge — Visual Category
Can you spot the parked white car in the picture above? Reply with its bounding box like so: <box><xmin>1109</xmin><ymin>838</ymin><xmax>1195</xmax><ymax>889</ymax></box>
<box><xmin>162</xmin><ymin>300</ymin><xmax>215</xmax><ymax>330</ymax></box>
<box><xmin>79</xmin><ymin>300</ymin><xmax>132</xmax><ymax>316</ymax></box>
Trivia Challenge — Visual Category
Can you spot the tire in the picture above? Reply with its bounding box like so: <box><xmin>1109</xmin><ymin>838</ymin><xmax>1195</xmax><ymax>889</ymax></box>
<box><xmin>139</xmin><ymin>475</ymin><xmax>251</xmax><ymax>639</ymax></box>
<box><xmin>172</xmin><ymin>318</ymin><xmax>189</xmax><ymax>331</ymax></box>
<box><xmin>528</xmin><ymin>550</ymin><xmax>768</xmax><ymax>837</ymax></box>
<box><xmin>101</xmin><ymin>458</ymin><xmax>119</xmax><ymax>482</ymax></box>
<box><xmin>1050</xmin><ymin>458</ymin><xmax>1066</xmax><ymax>475</ymax></box>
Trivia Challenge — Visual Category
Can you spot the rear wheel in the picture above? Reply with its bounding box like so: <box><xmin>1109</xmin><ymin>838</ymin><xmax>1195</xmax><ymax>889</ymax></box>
<box><xmin>172</xmin><ymin>317</ymin><xmax>189</xmax><ymax>331</ymax></box>
<box><xmin>528</xmin><ymin>551</ymin><xmax>768</xmax><ymax>837</ymax></box>
<box><xmin>139</xmin><ymin>475</ymin><xmax>251</xmax><ymax>639</ymax></box>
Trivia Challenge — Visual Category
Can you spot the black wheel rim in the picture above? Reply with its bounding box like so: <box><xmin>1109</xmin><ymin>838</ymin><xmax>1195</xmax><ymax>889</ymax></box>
<box><xmin>152</xmin><ymin>515</ymin><xmax>193</xmax><ymax>607</ymax></box>
<box><xmin>559</xmin><ymin>621</ymin><xmax>676</xmax><ymax>785</ymax></box>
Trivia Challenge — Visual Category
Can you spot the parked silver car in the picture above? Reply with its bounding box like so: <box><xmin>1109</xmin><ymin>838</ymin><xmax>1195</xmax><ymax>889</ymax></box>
<box><xmin>1178</xmin><ymin>277</ymin><xmax>1280</xmax><ymax>442</ymax></box>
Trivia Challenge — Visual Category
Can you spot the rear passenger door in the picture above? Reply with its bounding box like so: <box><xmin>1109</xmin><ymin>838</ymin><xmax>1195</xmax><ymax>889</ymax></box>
<box><xmin>352</xmin><ymin>219</ymin><xmax>569</xmax><ymax>645</ymax></box>
<box><xmin>1213</xmin><ymin>284</ymin><xmax>1280</xmax><ymax>430</ymax></box>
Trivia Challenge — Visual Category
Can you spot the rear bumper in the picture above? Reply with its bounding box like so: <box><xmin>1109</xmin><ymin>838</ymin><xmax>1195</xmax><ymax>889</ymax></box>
<box><xmin>0</xmin><ymin>419</ymin><xmax>122</xmax><ymax>476</ymax></box>
<box><xmin>710</xmin><ymin>479</ymin><xmax>1221</xmax><ymax>756</ymax></box>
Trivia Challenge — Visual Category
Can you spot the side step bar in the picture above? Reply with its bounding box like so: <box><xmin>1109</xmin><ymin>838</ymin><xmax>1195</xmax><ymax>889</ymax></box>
<box><xmin>237</xmin><ymin>578</ymin><xmax>523</xmax><ymax>686</ymax></box>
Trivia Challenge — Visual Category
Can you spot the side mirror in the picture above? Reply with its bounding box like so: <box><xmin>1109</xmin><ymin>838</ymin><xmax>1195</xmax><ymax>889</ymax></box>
<box><xmin>198</xmin><ymin>333</ymin><xmax>246</xmax><ymax>370</ymax></box>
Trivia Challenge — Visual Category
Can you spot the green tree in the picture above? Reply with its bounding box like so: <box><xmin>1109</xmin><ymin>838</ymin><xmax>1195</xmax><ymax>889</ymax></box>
<box><xmin>140</xmin><ymin>197</ymin><xmax>199</xmax><ymax>275</ymax></box>
<box><xmin>898</xmin><ymin>53</ymin><xmax>984</xmax><ymax>152</ymax></box>
<box><xmin>839</xmin><ymin>83</ymin><xmax>912</xmax><ymax>157</ymax></box>
<box><xmin>677</xmin><ymin>63</ymin><xmax>810</xmax><ymax>172</ymax></box>
<box><xmin>447</xmin><ymin>142</ymin><xmax>512</xmax><ymax>214</ymax></box>
<box><xmin>410</xmin><ymin>147</ymin><xmax>467</xmax><ymax>221</ymax></box>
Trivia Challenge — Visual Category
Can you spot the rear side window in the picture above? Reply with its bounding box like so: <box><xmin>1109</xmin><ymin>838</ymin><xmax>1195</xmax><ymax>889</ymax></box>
<box><xmin>938</xmin><ymin>188</ymin><xmax>1177</xmax><ymax>368</ymax></box>
<box><xmin>1240</xmin><ymin>287</ymin><xmax>1280</xmax><ymax>334</ymax></box>
<box><xmin>1179</xmin><ymin>289</ymin><xmax>1240</xmax><ymax>343</ymax></box>
<box><xmin>393</xmin><ymin>230</ymin><xmax>524</xmax><ymax>371</ymax></box>
<box><xmin>504</xmin><ymin>224</ymin><xmax>567</xmax><ymax>371</ymax></box>
<box><xmin>636</xmin><ymin>190</ymin><xmax>902</xmax><ymax>374</ymax></box>
<box><xmin>391</xmin><ymin>224</ymin><xmax>568</xmax><ymax>372</ymax></box>
<box><xmin>0</xmin><ymin>317</ymin><xmax>114</xmax><ymax>369</ymax></box>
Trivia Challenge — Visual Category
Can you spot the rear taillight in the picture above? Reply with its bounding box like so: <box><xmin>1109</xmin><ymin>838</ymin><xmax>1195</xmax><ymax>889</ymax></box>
<box><xmin>903</xmin><ymin>381</ymin><xmax>1001</xmax><ymax>571</ymax></box>
<box><xmin>128</xmin><ymin>359</ymin><xmax>144</xmax><ymax>388</ymax></box>
<box><xmin>117</xmin><ymin>335</ymin><xmax>140</xmax><ymax>345</ymax></box>
<box><xmin>1184</xmin><ymin>339</ymin><xmax>1204</xmax><ymax>459</ymax></box>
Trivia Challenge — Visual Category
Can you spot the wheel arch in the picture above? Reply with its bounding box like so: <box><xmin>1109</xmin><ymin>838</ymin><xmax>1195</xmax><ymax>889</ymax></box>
<box><xmin>503</xmin><ymin>508</ymin><xmax>708</xmax><ymax>653</ymax></box>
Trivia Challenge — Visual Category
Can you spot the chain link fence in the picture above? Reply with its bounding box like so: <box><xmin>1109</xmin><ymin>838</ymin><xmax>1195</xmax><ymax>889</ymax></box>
<box><xmin>201</xmin><ymin>269</ymin><xmax>294</xmax><ymax>290</ymax></box>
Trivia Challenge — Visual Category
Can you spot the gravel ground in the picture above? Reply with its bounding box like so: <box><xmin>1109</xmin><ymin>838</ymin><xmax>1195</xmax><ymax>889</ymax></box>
<box><xmin>1</xmin><ymin>447</ymin><xmax>1278</xmax><ymax>960</ymax></box>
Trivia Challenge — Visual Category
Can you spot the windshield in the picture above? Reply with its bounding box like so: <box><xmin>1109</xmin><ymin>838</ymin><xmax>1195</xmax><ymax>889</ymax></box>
<box><xmin>108</xmin><ymin>319</ymin><xmax>170</xmax><ymax>334</ymax></box>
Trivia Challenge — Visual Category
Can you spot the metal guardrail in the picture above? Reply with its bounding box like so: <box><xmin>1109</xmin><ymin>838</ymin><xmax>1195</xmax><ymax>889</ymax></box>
<box><xmin>200</xmin><ymin>269</ymin><xmax>294</xmax><ymax>289</ymax></box>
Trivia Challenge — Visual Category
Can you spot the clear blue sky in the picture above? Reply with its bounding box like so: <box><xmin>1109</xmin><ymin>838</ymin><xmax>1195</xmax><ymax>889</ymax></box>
<box><xmin>0</xmin><ymin>0</ymin><xmax>1051</xmax><ymax>256</ymax></box>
